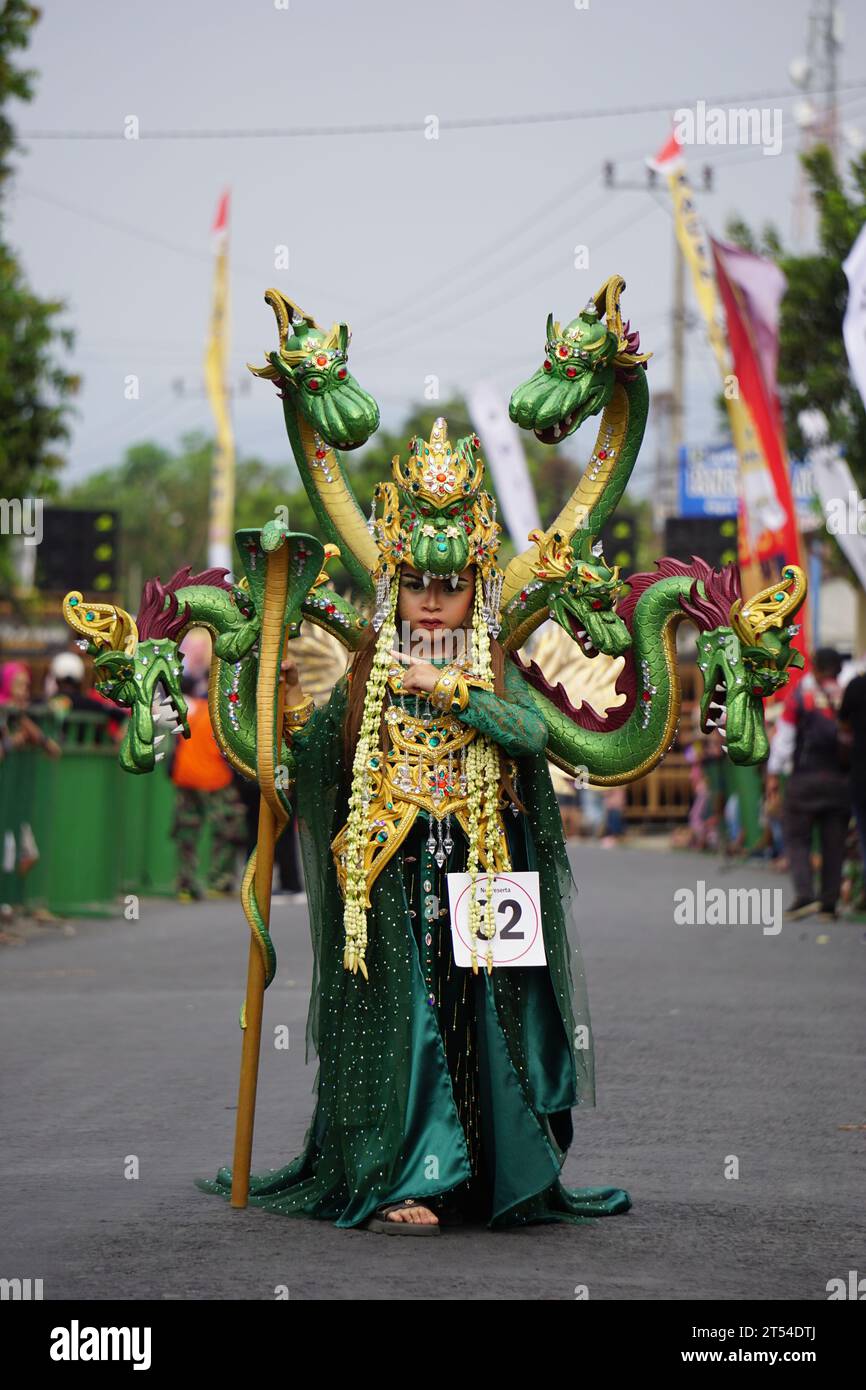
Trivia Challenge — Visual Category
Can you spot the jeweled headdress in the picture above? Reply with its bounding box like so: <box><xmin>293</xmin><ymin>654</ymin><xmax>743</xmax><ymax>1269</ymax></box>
<box><xmin>369</xmin><ymin>416</ymin><xmax>504</xmax><ymax>633</ymax></box>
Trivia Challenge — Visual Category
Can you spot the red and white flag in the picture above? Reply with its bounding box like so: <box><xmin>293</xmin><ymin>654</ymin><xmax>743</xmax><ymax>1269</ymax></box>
<box><xmin>710</xmin><ymin>235</ymin><xmax>803</xmax><ymax>580</ymax></box>
<box><xmin>647</xmin><ymin>129</ymin><xmax>683</xmax><ymax>174</ymax></box>
<box><xmin>212</xmin><ymin>189</ymin><xmax>230</xmax><ymax>243</ymax></box>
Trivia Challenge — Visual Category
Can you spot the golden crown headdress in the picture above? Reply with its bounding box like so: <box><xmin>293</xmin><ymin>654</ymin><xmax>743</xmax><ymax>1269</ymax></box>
<box><xmin>371</xmin><ymin>417</ymin><xmax>502</xmax><ymax>587</ymax></box>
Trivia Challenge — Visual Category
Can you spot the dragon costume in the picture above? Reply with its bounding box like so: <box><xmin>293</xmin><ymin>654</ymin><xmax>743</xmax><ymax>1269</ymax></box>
<box><xmin>61</xmin><ymin>276</ymin><xmax>807</xmax><ymax>1231</ymax></box>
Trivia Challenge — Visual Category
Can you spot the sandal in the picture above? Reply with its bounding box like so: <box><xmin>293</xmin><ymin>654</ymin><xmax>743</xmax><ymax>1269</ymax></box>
<box><xmin>365</xmin><ymin>1197</ymin><xmax>442</xmax><ymax>1236</ymax></box>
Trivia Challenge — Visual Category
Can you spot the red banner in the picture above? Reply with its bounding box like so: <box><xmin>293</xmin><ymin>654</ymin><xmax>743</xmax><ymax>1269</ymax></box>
<box><xmin>710</xmin><ymin>237</ymin><xmax>806</xmax><ymax>669</ymax></box>
<box><xmin>710</xmin><ymin>237</ymin><xmax>803</xmax><ymax>576</ymax></box>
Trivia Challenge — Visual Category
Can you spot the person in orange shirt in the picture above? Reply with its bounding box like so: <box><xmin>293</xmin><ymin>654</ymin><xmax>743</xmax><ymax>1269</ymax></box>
<box><xmin>170</xmin><ymin>676</ymin><xmax>247</xmax><ymax>901</ymax></box>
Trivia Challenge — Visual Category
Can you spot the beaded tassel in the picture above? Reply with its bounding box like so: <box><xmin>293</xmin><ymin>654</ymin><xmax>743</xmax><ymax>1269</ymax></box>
<box><xmin>482</xmin><ymin>567</ymin><xmax>504</xmax><ymax>639</ymax></box>
<box><xmin>372</xmin><ymin>566</ymin><xmax>392</xmax><ymax>632</ymax></box>
<box><xmin>435</xmin><ymin>815</ymin><xmax>445</xmax><ymax>869</ymax></box>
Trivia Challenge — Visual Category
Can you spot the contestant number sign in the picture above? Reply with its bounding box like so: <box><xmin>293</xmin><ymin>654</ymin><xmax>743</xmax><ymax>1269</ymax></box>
<box><xmin>446</xmin><ymin>871</ymin><xmax>546</xmax><ymax>967</ymax></box>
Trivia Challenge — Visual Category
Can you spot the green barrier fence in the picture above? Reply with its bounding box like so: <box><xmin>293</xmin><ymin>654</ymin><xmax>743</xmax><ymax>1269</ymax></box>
<box><xmin>0</xmin><ymin>707</ymin><xmax>772</xmax><ymax>917</ymax></box>
<box><xmin>0</xmin><ymin>709</ymin><xmax>216</xmax><ymax>918</ymax></box>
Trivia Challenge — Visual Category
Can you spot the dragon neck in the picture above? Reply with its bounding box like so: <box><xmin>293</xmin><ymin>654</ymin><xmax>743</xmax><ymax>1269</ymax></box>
<box><xmin>500</xmin><ymin>368</ymin><xmax>649</xmax><ymax>615</ymax></box>
<box><xmin>155</xmin><ymin>583</ymin><xmax>261</xmax><ymax>780</ymax></box>
<box><xmin>281</xmin><ymin>397</ymin><xmax>378</xmax><ymax>598</ymax></box>
<box><xmin>526</xmin><ymin>575</ymin><xmax>701</xmax><ymax>785</ymax></box>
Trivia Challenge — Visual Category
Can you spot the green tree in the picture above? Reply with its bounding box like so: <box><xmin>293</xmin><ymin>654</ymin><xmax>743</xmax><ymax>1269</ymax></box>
<box><xmin>0</xmin><ymin>2</ymin><xmax>79</xmax><ymax>587</ymax></box>
<box><xmin>62</xmin><ymin>434</ymin><xmax>296</xmax><ymax>608</ymax></box>
<box><xmin>61</xmin><ymin>415</ymin><xmax>487</xmax><ymax>607</ymax></box>
<box><xmin>62</xmin><ymin>397</ymin><xmax>628</xmax><ymax>610</ymax></box>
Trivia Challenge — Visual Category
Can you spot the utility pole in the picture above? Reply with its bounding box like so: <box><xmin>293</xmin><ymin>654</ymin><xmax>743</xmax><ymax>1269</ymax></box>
<box><xmin>791</xmin><ymin>0</ymin><xmax>844</xmax><ymax>243</ymax></box>
<box><xmin>603</xmin><ymin>162</ymin><xmax>714</xmax><ymax>535</ymax></box>
<box><xmin>810</xmin><ymin>0</ymin><xmax>842</xmax><ymax>162</ymax></box>
<box><xmin>671</xmin><ymin>232</ymin><xmax>686</xmax><ymax>517</ymax></box>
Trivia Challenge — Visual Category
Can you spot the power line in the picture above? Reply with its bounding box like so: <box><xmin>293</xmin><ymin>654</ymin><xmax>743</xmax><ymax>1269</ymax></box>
<box><xmin>364</xmin><ymin>165</ymin><xmax>602</xmax><ymax>337</ymax></box>
<box><xmin>363</xmin><ymin>196</ymin><xmax>664</xmax><ymax>363</ymax></box>
<box><xmin>362</xmin><ymin>165</ymin><xmax>680</xmax><ymax>355</ymax></box>
<box><xmin>19</xmin><ymin>79</ymin><xmax>866</xmax><ymax>141</ymax></box>
<box><xmin>14</xmin><ymin>165</ymin><xmax>637</xmax><ymax>361</ymax></box>
<box><xmin>76</xmin><ymin>387</ymin><xmax>200</xmax><ymax>458</ymax></box>
<box><xmin>12</xmin><ymin>183</ymin><xmax>368</xmax><ymax>314</ymax></box>
<box><xmin>363</xmin><ymin>183</ymin><xmax>615</xmax><ymax>351</ymax></box>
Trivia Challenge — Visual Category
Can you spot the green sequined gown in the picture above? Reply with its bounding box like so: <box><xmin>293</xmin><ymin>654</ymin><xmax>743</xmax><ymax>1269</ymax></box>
<box><xmin>195</xmin><ymin>658</ymin><xmax>631</xmax><ymax>1227</ymax></box>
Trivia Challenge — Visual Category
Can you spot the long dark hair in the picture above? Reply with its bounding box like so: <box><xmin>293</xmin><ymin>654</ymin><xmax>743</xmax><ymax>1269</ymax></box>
<box><xmin>342</xmin><ymin>584</ymin><xmax>525</xmax><ymax>810</ymax></box>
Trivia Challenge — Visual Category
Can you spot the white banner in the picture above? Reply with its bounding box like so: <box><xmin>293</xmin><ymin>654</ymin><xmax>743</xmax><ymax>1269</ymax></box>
<box><xmin>801</xmin><ymin>409</ymin><xmax>866</xmax><ymax>592</ymax></box>
<box><xmin>843</xmin><ymin>223</ymin><xmax>866</xmax><ymax>411</ymax></box>
<box><xmin>812</xmin><ymin>449</ymin><xmax>866</xmax><ymax>592</ymax></box>
<box><xmin>467</xmin><ymin>381</ymin><xmax>541</xmax><ymax>547</ymax></box>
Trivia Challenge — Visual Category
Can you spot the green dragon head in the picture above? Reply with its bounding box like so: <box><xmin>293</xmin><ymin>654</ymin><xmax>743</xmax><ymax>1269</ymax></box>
<box><xmin>691</xmin><ymin>564</ymin><xmax>807</xmax><ymax>764</ymax></box>
<box><xmin>61</xmin><ymin>567</ymin><xmax>243</xmax><ymax>774</ymax></box>
<box><xmin>94</xmin><ymin>638</ymin><xmax>190</xmax><ymax>775</ymax></box>
<box><xmin>515</xmin><ymin>529</ymin><xmax>631</xmax><ymax>658</ymax></box>
<box><xmin>509</xmin><ymin>275</ymin><xmax>650</xmax><ymax>442</ymax></box>
<box><xmin>249</xmin><ymin>289</ymin><xmax>380</xmax><ymax>450</ymax></box>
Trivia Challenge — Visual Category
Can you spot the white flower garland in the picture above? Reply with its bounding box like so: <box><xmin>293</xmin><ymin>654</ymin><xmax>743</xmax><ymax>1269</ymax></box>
<box><xmin>464</xmin><ymin>579</ymin><xmax>502</xmax><ymax>975</ymax></box>
<box><xmin>341</xmin><ymin>575</ymin><xmax>399</xmax><ymax>977</ymax></box>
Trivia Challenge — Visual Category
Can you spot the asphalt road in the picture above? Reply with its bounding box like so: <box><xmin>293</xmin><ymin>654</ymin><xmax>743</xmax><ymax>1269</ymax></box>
<box><xmin>1</xmin><ymin>844</ymin><xmax>863</xmax><ymax>1301</ymax></box>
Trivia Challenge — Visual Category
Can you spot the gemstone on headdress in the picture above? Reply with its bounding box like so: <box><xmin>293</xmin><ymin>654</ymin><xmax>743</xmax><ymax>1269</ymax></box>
<box><xmin>392</xmin><ymin>417</ymin><xmax>483</xmax><ymax>511</ymax></box>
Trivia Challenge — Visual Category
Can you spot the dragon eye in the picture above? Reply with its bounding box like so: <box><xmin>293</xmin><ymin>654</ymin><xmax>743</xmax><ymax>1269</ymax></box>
<box><xmin>306</xmin><ymin>377</ymin><xmax>321</xmax><ymax>391</ymax></box>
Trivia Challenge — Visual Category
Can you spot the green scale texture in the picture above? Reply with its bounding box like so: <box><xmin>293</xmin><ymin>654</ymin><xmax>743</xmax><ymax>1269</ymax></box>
<box><xmin>195</xmin><ymin>661</ymin><xmax>630</xmax><ymax>1227</ymax></box>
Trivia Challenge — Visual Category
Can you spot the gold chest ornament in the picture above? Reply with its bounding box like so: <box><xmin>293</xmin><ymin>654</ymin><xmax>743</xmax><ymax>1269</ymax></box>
<box><xmin>331</xmin><ymin>672</ymin><xmax>516</xmax><ymax>908</ymax></box>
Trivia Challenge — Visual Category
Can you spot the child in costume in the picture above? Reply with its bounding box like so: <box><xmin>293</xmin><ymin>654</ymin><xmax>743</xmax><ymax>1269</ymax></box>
<box><xmin>61</xmin><ymin>282</ymin><xmax>805</xmax><ymax>1235</ymax></box>
<box><xmin>196</xmin><ymin>419</ymin><xmax>630</xmax><ymax>1233</ymax></box>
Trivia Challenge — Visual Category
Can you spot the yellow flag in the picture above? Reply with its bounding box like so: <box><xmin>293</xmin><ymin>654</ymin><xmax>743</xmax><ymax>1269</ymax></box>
<box><xmin>650</xmin><ymin>141</ymin><xmax>785</xmax><ymax>593</ymax></box>
<box><xmin>204</xmin><ymin>190</ymin><xmax>235</xmax><ymax>573</ymax></box>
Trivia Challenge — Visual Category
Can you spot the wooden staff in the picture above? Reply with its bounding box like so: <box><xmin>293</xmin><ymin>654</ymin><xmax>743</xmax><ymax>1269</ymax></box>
<box><xmin>230</xmin><ymin>544</ymin><xmax>291</xmax><ymax>1208</ymax></box>
<box><xmin>229</xmin><ymin>780</ymin><xmax>283</xmax><ymax>1207</ymax></box>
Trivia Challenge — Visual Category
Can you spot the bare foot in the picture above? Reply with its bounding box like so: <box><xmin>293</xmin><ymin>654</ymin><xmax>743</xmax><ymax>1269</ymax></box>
<box><xmin>386</xmin><ymin>1203</ymin><xmax>439</xmax><ymax>1226</ymax></box>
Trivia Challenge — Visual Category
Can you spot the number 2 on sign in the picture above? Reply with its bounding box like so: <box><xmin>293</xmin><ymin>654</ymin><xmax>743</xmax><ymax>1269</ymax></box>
<box><xmin>476</xmin><ymin>895</ymin><xmax>523</xmax><ymax>938</ymax></box>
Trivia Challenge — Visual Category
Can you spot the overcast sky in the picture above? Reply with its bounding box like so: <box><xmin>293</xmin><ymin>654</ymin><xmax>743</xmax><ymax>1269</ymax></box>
<box><xmin>8</xmin><ymin>0</ymin><xmax>866</xmax><ymax>496</ymax></box>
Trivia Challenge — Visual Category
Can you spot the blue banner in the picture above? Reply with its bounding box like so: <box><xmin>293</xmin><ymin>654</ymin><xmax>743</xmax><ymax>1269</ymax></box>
<box><xmin>678</xmin><ymin>444</ymin><xmax>817</xmax><ymax>525</ymax></box>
